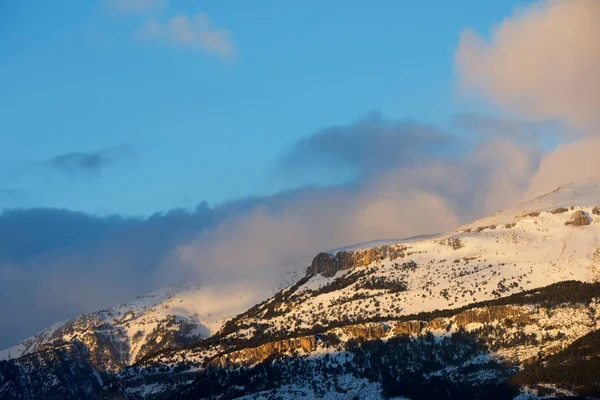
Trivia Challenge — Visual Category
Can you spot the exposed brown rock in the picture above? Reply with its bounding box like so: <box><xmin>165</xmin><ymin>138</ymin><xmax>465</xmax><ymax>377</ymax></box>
<box><xmin>592</xmin><ymin>206</ymin><xmax>600</xmax><ymax>216</ymax></box>
<box><xmin>306</xmin><ymin>252</ymin><xmax>337</xmax><ymax>277</ymax></box>
<box><xmin>475</xmin><ymin>225</ymin><xmax>497</xmax><ymax>233</ymax></box>
<box><xmin>390</xmin><ymin>306</ymin><xmax>530</xmax><ymax>336</ymax></box>
<box><xmin>514</xmin><ymin>211</ymin><xmax>540</xmax><ymax>220</ymax></box>
<box><xmin>550</xmin><ymin>207</ymin><xmax>569</xmax><ymax>214</ymax></box>
<box><xmin>393</xmin><ymin>321</ymin><xmax>426</xmax><ymax>335</ymax></box>
<box><xmin>565</xmin><ymin>210</ymin><xmax>590</xmax><ymax>227</ymax></box>
<box><xmin>453</xmin><ymin>306</ymin><xmax>530</xmax><ymax>326</ymax></box>
<box><xmin>307</xmin><ymin>245</ymin><xmax>407</xmax><ymax>277</ymax></box>
<box><xmin>207</xmin><ymin>305</ymin><xmax>534</xmax><ymax>372</ymax></box>
<box><xmin>211</xmin><ymin>336</ymin><xmax>317</xmax><ymax>368</ymax></box>
<box><xmin>343</xmin><ymin>323</ymin><xmax>388</xmax><ymax>339</ymax></box>
<box><xmin>336</xmin><ymin>251</ymin><xmax>359</xmax><ymax>270</ymax></box>
<box><xmin>429</xmin><ymin>318</ymin><xmax>446</xmax><ymax>330</ymax></box>
<box><xmin>363</xmin><ymin>248</ymin><xmax>377</xmax><ymax>266</ymax></box>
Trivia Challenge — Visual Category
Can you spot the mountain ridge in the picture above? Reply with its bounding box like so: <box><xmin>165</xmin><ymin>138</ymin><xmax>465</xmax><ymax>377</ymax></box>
<box><xmin>3</xmin><ymin>179</ymin><xmax>600</xmax><ymax>399</ymax></box>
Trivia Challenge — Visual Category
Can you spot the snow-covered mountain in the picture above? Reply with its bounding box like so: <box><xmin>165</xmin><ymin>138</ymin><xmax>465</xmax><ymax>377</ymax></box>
<box><xmin>3</xmin><ymin>179</ymin><xmax>600</xmax><ymax>399</ymax></box>
<box><xmin>0</xmin><ymin>260</ymin><xmax>309</xmax><ymax>368</ymax></box>
<box><xmin>0</xmin><ymin>283</ymin><xmax>267</xmax><ymax>369</ymax></box>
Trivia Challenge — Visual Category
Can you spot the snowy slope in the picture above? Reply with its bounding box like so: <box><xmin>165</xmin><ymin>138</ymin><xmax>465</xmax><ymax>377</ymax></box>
<box><xmin>0</xmin><ymin>283</ymin><xmax>263</xmax><ymax>367</ymax></box>
<box><xmin>459</xmin><ymin>178</ymin><xmax>600</xmax><ymax>230</ymax></box>
<box><xmin>217</xmin><ymin>179</ymin><xmax>600</xmax><ymax>342</ymax></box>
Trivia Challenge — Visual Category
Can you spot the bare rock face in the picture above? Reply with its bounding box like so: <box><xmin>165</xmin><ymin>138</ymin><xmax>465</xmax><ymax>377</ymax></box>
<box><xmin>343</xmin><ymin>323</ymin><xmax>388</xmax><ymax>339</ymax></box>
<box><xmin>393</xmin><ymin>321</ymin><xmax>426</xmax><ymax>336</ymax></box>
<box><xmin>592</xmin><ymin>206</ymin><xmax>600</xmax><ymax>216</ymax></box>
<box><xmin>514</xmin><ymin>211</ymin><xmax>540</xmax><ymax>220</ymax></box>
<box><xmin>307</xmin><ymin>245</ymin><xmax>406</xmax><ymax>277</ymax></box>
<box><xmin>453</xmin><ymin>306</ymin><xmax>530</xmax><ymax>327</ymax></box>
<box><xmin>210</xmin><ymin>336</ymin><xmax>317</xmax><ymax>367</ymax></box>
<box><xmin>306</xmin><ymin>252</ymin><xmax>337</xmax><ymax>277</ymax></box>
<box><xmin>550</xmin><ymin>207</ymin><xmax>569</xmax><ymax>214</ymax></box>
<box><xmin>390</xmin><ymin>306</ymin><xmax>530</xmax><ymax>336</ymax></box>
<box><xmin>565</xmin><ymin>210</ymin><xmax>591</xmax><ymax>227</ymax></box>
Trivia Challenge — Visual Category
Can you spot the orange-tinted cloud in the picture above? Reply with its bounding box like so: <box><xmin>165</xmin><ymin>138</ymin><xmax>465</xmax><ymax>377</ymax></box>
<box><xmin>456</xmin><ymin>0</ymin><xmax>600</xmax><ymax>131</ymax></box>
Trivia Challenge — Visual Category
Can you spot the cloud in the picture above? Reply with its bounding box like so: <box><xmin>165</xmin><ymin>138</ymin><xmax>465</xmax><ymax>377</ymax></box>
<box><xmin>0</xmin><ymin>205</ymin><xmax>214</xmax><ymax>348</ymax></box>
<box><xmin>45</xmin><ymin>144</ymin><xmax>132</xmax><ymax>178</ymax></box>
<box><xmin>106</xmin><ymin>0</ymin><xmax>165</xmax><ymax>13</ymax></box>
<box><xmin>279</xmin><ymin>111</ymin><xmax>456</xmax><ymax>179</ymax></box>
<box><xmin>167</xmin><ymin>112</ymin><xmax>573</xmax><ymax>303</ymax></box>
<box><xmin>453</xmin><ymin>114</ymin><xmax>564</xmax><ymax>143</ymax></box>
<box><xmin>164</xmin><ymin>186</ymin><xmax>461</xmax><ymax>293</ymax></box>
<box><xmin>135</xmin><ymin>13</ymin><xmax>235</xmax><ymax>59</ymax></box>
<box><xmin>453</xmin><ymin>0</ymin><xmax>600</xmax><ymax>206</ymax></box>
<box><xmin>525</xmin><ymin>135</ymin><xmax>600</xmax><ymax>199</ymax></box>
<box><xmin>456</xmin><ymin>0</ymin><xmax>600</xmax><ymax>130</ymax></box>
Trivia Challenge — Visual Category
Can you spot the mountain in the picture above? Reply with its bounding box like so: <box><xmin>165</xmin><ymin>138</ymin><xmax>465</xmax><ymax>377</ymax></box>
<box><xmin>3</xmin><ymin>180</ymin><xmax>600</xmax><ymax>399</ymax></box>
<box><xmin>0</xmin><ymin>265</ymin><xmax>308</xmax><ymax>366</ymax></box>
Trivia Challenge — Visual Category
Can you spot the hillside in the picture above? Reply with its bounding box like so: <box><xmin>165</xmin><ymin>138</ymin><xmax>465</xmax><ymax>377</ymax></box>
<box><xmin>3</xmin><ymin>179</ymin><xmax>600</xmax><ymax>399</ymax></box>
<box><xmin>0</xmin><ymin>284</ymin><xmax>265</xmax><ymax>371</ymax></box>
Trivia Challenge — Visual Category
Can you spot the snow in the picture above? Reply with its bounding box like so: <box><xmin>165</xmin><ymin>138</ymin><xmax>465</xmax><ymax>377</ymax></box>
<box><xmin>328</xmin><ymin>235</ymin><xmax>440</xmax><ymax>254</ymax></box>
<box><xmin>0</xmin><ymin>282</ymin><xmax>271</xmax><ymax>365</ymax></box>
<box><xmin>234</xmin><ymin>374</ymin><xmax>387</xmax><ymax>400</ymax></box>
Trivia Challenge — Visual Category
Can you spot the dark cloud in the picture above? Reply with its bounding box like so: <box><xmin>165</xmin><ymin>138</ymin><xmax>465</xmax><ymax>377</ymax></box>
<box><xmin>46</xmin><ymin>144</ymin><xmax>132</xmax><ymax>178</ymax></box>
<box><xmin>0</xmin><ymin>208</ymin><xmax>117</xmax><ymax>263</ymax></box>
<box><xmin>0</xmin><ymin>205</ymin><xmax>216</xmax><ymax>348</ymax></box>
<box><xmin>279</xmin><ymin>112</ymin><xmax>458</xmax><ymax>178</ymax></box>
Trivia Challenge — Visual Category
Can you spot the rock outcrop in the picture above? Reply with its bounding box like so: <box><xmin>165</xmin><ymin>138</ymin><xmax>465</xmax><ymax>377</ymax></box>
<box><xmin>391</xmin><ymin>305</ymin><xmax>529</xmax><ymax>336</ymax></box>
<box><xmin>565</xmin><ymin>210</ymin><xmax>590</xmax><ymax>226</ymax></box>
<box><xmin>453</xmin><ymin>305</ymin><xmax>530</xmax><ymax>326</ymax></box>
<box><xmin>393</xmin><ymin>321</ymin><xmax>428</xmax><ymax>335</ymax></box>
<box><xmin>211</xmin><ymin>306</ymin><xmax>526</xmax><ymax>369</ymax></box>
<box><xmin>306</xmin><ymin>253</ymin><xmax>338</xmax><ymax>277</ymax></box>
<box><xmin>550</xmin><ymin>207</ymin><xmax>569</xmax><ymax>214</ymax></box>
<box><xmin>342</xmin><ymin>323</ymin><xmax>388</xmax><ymax>339</ymax></box>
<box><xmin>210</xmin><ymin>336</ymin><xmax>317</xmax><ymax>368</ymax></box>
<box><xmin>307</xmin><ymin>245</ymin><xmax>406</xmax><ymax>277</ymax></box>
<box><xmin>514</xmin><ymin>211</ymin><xmax>540</xmax><ymax>220</ymax></box>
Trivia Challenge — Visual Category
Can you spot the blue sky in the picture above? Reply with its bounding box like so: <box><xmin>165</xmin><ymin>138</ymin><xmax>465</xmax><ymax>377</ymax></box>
<box><xmin>0</xmin><ymin>0</ymin><xmax>527</xmax><ymax>216</ymax></box>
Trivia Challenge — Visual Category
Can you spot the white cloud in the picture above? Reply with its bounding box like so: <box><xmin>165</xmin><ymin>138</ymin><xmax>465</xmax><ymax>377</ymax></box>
<box><xmin>454</xmin><ymin>0</ymin><xmax>600</xmax><ymax>207</ymax></box>
<box><xmin>525</xmin><ymin>135</ymin><xmax>600</xmax><ymax>199</ymax></box>
<box><xmin>456</xmin><ymin>0</ymin><xmax>600</xmax><ymax>130</ymax></box>
<box><xmin>136</xmin><ymin>13</ymin><xmax>235</xmax><ymax>60</ymax></box>
<box><xmin>164</xmin><ymin>188</ymin><xmax>460</xmax><ymax>291</ymax></box>
<box><xmin>159</xmin><ymin>125</ymin><xmax>546</xmax><ymax>294</ymax></box>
